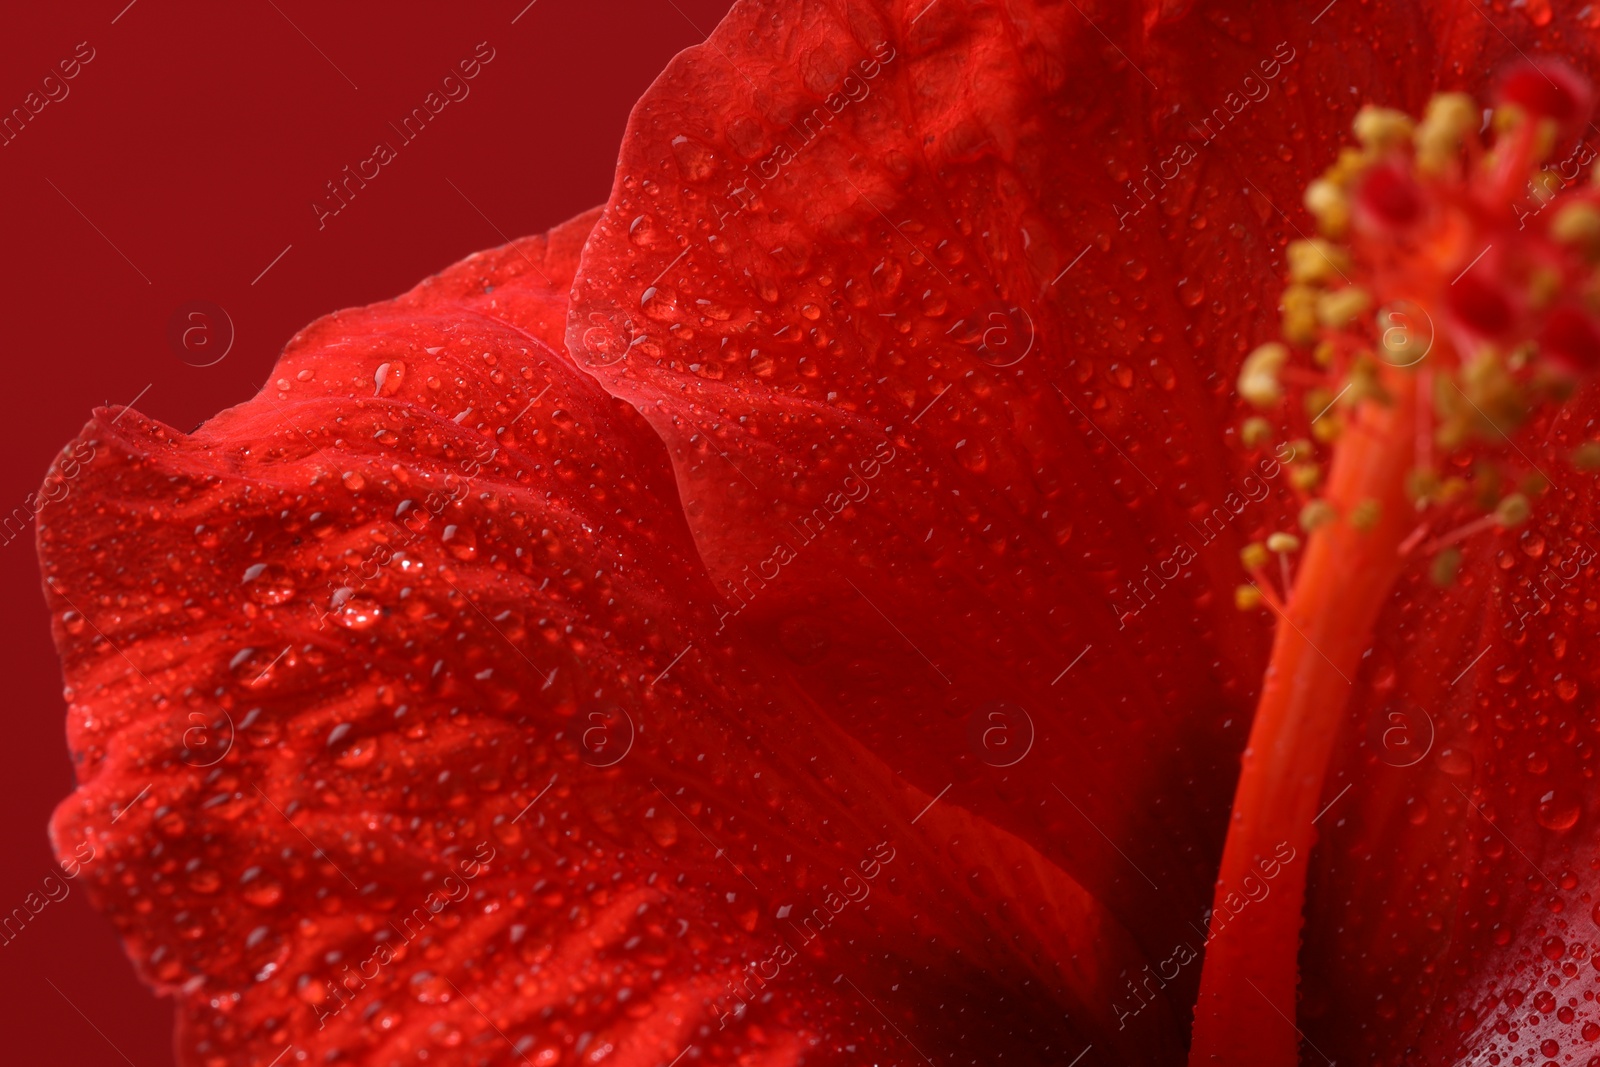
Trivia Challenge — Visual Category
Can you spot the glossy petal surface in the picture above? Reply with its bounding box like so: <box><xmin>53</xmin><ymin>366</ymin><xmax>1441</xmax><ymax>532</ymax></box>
<box><xmin>568</xmin><ymin>1</ymin><xmax>1281</xmax><ymax>1011</ymax></box>
<box><xmin>41</xmin><ymin>208</ymin><xmax>1162</xmax><ymax>1065</ymax></box>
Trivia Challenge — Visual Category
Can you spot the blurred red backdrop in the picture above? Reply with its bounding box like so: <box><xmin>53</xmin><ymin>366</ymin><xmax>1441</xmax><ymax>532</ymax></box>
<box><xmin>0</xmin><ymin>2</ymin><xmax>733</xmax><ymax>1062</ymax></box>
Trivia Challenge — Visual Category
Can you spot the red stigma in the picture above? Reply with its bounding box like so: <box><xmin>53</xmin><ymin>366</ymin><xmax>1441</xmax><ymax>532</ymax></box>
<box><xmin>1498</xmin><ymin>59</ymin><xmax>1594</xmax><ymax>125</ymax></box>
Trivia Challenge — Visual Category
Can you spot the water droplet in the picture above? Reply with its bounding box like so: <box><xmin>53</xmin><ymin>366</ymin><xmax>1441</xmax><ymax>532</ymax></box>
<box><xmin>374</xmin><ymin>361</ymin><xmax>405</xmax><ymax>397</ymax></box>
<box><xmin>629</xmin><ymin>214</ymin><xmax>662</xmax><ymax>248</ymax></box>
<box><xmin>669</xmin><ymin>135</ymin><xmax>716</xmax><ymax>180</ymax></box>
<box><xmin>242</xmin><ymin>563</ymin><xmax>296</xmax><ymax>605</ymax></box>
<box><xmin>954</xmin><ymin>439</ymin><xmax>988</xmax><ymax>473</ymax></box>
<box><xmin>332</xmin><ymin>594</ymin><xmax>382</xmax><ymax>630</ymax></box>
<box><xmin>396</xmin><ymin>499</ymin><xmax>431</xmax><ymax>533</ymax></box>
<box><xmin>242</xmin><ymin>880</ymin><xmax>284</xmax><ymax>908</ymax></box>
<box><xmin>1537</xmin><ymin>789</ymin><xmax>1582</xmax><ymax>831</ymax></box>
<box><xmin>442</xmin><ymin>524</ymin><xmax>478</xmax><ymax>561</ymax></box>
<box><xmin>641</xmin><ymin>286</ymin><xmax>681</xmax><ymax>322</ymax></box>
<box><xmin>871</xmin><ymin>258</ymin><xmax>903</xmax><ymax>296</ymax></box>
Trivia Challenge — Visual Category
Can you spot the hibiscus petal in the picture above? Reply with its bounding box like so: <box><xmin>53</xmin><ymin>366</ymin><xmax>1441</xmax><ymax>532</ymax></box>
<box><xmin>566</xmin><ymin>0</ymin><xmax>1600</xmax><ymax>1062</ymax></box>
<box><xmin>40</xmin><ymin>207</ymin><xmax>1164</xmax><ymax>1065</ymax></box>
<box><xmin>566</xmin><ymin>0</ymin><xmax>1288</xmax><ymax>1009</ymax></box>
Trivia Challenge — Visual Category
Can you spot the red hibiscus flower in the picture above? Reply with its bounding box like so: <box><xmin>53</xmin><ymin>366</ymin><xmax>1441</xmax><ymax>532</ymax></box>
<box><xmin>35</xmin><ymin>2</ymin><xmax>1600</xmax><ymax>1066</ymax></box>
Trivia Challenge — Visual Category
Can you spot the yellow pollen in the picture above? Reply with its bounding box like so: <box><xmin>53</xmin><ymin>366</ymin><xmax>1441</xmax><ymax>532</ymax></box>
<box><xmin>1303</xmin><ymin>179</ymin><xmax>1350</xmax><ymax>237</ymax></box>
<box><xmin>1406</xmin><ymin>468</ymin><xmax>1442</xmax><ymax>504</ymax></box>
<box><xmin>1530</xmin><ymin>266</ymin><xmax>1563</xmax><ymax>310</ymax></box>
<box><xmin>1240</xmin><ymin>542</ymin><xmax>1270</xmax><ymax>571</ymax></box>
<box><xmin>1290</xmin><ymin>464</ymin><xmax>1322</xmax><ymax>492</ymax></box>
<box><xmin>1352</xmin><ymin>106</ymin><xmax>1415</xmax><ymax>153</ymax></box>
<box><xmin>1572</xmin><ymin>442</ymin><xmax>1600</xmax><ymax>469</ymax></box>
<box><xmin>1281</xmin><ymin>286</ymin><xmax>1321</xmax><ymax>346</ymax></box>
<box><xmin>1234</xmin><ymin>584</ymin><xmax>1264</xmax><ymax>611</ymax></box>
<box><xmin>1299</xmin><ymin>500</ymin><xmax>1337</xmax><ymax>531</ymax></box>
<box><xmin>1286</xmin><ymin>240</ymin><xmax>1350</xmax><ymax>284</ymax></box>
<box><xmin>1552</xmin><ymin>202</ymin><xmax>1600</xmax><ymax>260</ymax></box>
<box><xmin>1347</xmin><ymin>357</ymin><xmax>1391</xmax><ymax>406</ymax></box>
<box><xmin>1265</xmin><ymin>532</ymin><xmax>1301</xmax><ymax>554</ymax></box>
<box><xmin>1317</xmin><ymin>287</ymin><xmax>1372</xmax><ymax>330</ymax></box>
<box><xmin>1415</xmin><ymin>92</ymin><xmax>1477</xmax><ymax>175</ymax></box>
<box><xmin>1241</xmin><ymin>416</ymin><xmax>1275</xmax><ymax>448</ymax></box>
<box><xmin>1239</xmin><ymin>342</ymin><xmax>1289</xmax><ymax>407</ymax></box>
<box><xmin>1350</xmin><ymin>499</ymin><xmax>1381</xmax><ymax>530</ymax></box>
<box><xmin>1494</xmin><ymin>492</ymin><xmax>1531</xmax><ymax>526</ymax></box>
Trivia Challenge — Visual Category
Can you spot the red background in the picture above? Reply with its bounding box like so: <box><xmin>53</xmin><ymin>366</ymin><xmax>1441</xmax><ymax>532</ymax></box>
<box><xmin>0</xmin><ymin>2</ymin><xmax>732</xmax><ymax>1062</ymax></box>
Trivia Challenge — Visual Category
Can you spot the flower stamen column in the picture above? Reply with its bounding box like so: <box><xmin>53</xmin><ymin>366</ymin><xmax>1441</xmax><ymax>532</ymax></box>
<box><xmin>1190</xmin><ymin>65</ymin><xmax>1599</xmax><ymax>1065</ymax></box>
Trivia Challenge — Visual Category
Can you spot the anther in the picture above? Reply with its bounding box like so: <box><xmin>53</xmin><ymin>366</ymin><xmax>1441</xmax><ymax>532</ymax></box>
<box><xmin>1303</xmin><ymin>179</ymin><xmax>1350</xmax><ymax>237</ymax></box>
<box><xmin>1241</xmin><ymin>417</ymin><xmax>1274</xmax><ymax>448</ymax></box>
<box><xmin>1286</xmin><ymin>239</ymin><xmax>1350</xmax><ymax>284</ymax></box>
<box><xmin>1414</xmin><ymin>92</ymin><xmax>1477</xmax><ymax>175</ymax></box>
<box><xmin>1239</xmin><ymin>343</ymin><xmax>1289</xmax><ymax>407</ymax></box>
<box><xmin>1290</xmin><ymin>464</ymin><xmax>1322</xmax><ymax>492</ymax></box>
<box><xmin>1265</xmin><ymin>532</ymin><xmax>1301</xmax><ymax>554</ymax></box>
<box><xmin>1352</xmin><ymin>106</ymin><xmax>1414</xmax><ymax>153</ymax></box>
<box><xmin>1551</xmin><ymin>202</ymin><xmax>1600</xmax><ymax>259</ymax></box>
<box><xmin>1299</xmin><ymin>500</ymin><xmax>1337</xmax><ymax>531</ymax></box>
<box><xmin>1317</xmin><ymin>287</ymin><xmax>1372</xmax><ymax>330</ymax></box>
<box><xmin>1494</xmin><ymin>492</ymin><xmax>1531</xmax><ymax>526</ymax></box>
<box><xmin>1430</xmin><ymin>546</ymin><xmax>1463</xmax><ymax>586</ymax></box>
<box><xmin>1281</xmin><ymin>286</ymin><xmax>1321</xmax><ymax>346</ymax></box>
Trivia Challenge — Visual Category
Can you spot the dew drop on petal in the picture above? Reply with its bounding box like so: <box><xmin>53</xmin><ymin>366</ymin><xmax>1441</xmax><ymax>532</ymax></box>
<box><xmin>374</xmin><ymin>361</ymin><xmax>405</xmax><ymax>397</ymax></box>
<box><xmin>396</xmin><ymin>499</ymin><xmax>431</xmax><ymax>533</ymax></box>
<box><xmin>1537</xmin><ymin>789</ymin><xmax>1582</xmax><ymax>831</ymax></box>
<box><xmin>628</xmin><ymin>214</ymin><xmax>661</xmax><ymax>248</ymax></box>
<box><xmin>332</xmin><ymin>594</ymin><xmax>383</xmax><ymax>631</ymax></box>
<box><xmin>442</xmin><ymin>524</ymin><xmax>478</xmax><ymax>561</ymax></box>
<box><xmin>242</xmin><ymin>563</ymin><xmax>296</xmax><ymax>605</ymax></box>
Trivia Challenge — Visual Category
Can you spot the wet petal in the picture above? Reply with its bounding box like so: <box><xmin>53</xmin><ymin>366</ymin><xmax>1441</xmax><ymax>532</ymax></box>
<box><xmin>41</xmin><ymin>209</ymin><xmax>1157</xmax><ymax>1065</ymax></box>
